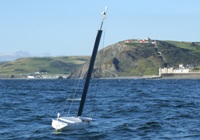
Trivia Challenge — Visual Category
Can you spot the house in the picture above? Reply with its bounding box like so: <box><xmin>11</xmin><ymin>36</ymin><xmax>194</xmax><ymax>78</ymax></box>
<box><xmin>27</xmin><ymin>75</ymin><xmax>35</xmax><ymax>79</ymax></box>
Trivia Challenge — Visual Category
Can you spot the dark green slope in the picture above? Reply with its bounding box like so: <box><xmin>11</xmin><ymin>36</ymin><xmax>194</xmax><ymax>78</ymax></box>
<box><xmin>1</xmin><ymin>40</ymin><xmax>200</xmax><ymax>78</ymax></box>
<box><xmin>70</xmin><ymin>39</ymin><xmax>200</xmax><ymax>78</ymax></box>
<box><xmin>157</xmin><ymin>41</ymin><xmax>200</xmax><ymax>67</ymax></box>
<box><xmin>0</xmin><ymin>56</ymin><xmax>88</xmax><ymax>76</ymax></box>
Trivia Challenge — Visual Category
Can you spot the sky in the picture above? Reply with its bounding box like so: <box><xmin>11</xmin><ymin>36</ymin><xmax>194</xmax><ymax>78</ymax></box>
<box><xmin>0</xmin><ymin>0</ymin><xmax>200</xmax><ymax>61</ymax></box>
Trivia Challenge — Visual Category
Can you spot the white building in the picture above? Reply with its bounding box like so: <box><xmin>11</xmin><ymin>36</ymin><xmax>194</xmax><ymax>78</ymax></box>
<box><xmin>160</xmin><ymin>64</ymin><xmax>190</xmax><ymax>74</ymax></box>
<box><xmin>27</xmin><ymin>75</ymin><xmax>35</xmax><ymax>79</ymax></box>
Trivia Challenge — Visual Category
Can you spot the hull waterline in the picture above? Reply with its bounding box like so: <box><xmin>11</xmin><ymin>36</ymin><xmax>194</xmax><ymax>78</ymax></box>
<box><xmin>52</xmin><ymin>116</ymin><xmax>92</xmax><ymax>130</ymax></box>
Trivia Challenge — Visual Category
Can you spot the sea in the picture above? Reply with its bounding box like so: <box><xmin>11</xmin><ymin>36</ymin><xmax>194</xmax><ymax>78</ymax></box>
<box><xmin>0</xmin><ymin>79</ymin><xmax>200</xmax><ymax>140</ymax></box>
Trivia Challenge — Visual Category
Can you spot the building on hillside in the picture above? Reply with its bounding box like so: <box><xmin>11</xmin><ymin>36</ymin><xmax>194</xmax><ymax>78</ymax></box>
<box><xmin>124</xmin><ymin>40</ymin><xmax>132</xmax><ymax>43</ymax></box>
<box><xmin>160</xmin><ymin>64</ymin><xmax>190</xmax><ymax>74</ymax></box>
<box><xmin>138</xmin><ymin>37</ymin><xmax>151</xmax><ymax>43</ymax></box>
<box><xmin>27</xmin><ymin>75</ymin><xmax>35</xmax><ymax>79</ymax></box>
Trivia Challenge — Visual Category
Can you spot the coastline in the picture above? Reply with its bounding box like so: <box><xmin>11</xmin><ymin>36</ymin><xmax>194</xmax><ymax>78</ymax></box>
<box><xmin>160</xmin><ymin>73</ymin><xmax>200</xmax><ymax>79</ymax></box>
<box><xmin>1</xmin><ymin>73</ymin><xmax>200</xmax><ymax>80</ymax></box>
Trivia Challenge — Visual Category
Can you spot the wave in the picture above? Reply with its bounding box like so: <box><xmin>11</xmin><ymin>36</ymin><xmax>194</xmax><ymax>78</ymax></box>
<box><xmin>66</xmin><ymin>98</ymin><xmax>81</xmax><ymax>102</ymax></box>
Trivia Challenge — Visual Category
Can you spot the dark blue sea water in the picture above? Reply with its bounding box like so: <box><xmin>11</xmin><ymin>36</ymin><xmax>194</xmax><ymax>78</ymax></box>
<box><xmin>1</xmin><ymin>79</ymin><xmax>200</xmax><ymax>140</ymax></box>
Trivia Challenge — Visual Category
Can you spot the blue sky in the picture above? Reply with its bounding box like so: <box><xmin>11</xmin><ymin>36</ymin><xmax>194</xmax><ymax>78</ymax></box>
<box><xmin>0</xmin><ymin>0</ymin><xmax>200</xmax><ymax>60</ymax></box>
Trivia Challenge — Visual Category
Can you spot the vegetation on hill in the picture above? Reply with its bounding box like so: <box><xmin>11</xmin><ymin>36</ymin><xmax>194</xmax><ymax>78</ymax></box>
<box><xmin>1</xmin><ymin>39</ymin><xmax>200</xmax><ymax>78</ymax></box>
<box><xmin>157</xmin><ymin>41</ymin><xmax>200</xmax><ymax>67</ymax></box>
<box><xmin>70</xmin><ymin>39</ymin><xmax>200</xmax><ymax>78</ymax></box>
<box><xmin>0</xmin><ymin>56</ymin><xmax>88</xmax><ymax>78</ymax></box>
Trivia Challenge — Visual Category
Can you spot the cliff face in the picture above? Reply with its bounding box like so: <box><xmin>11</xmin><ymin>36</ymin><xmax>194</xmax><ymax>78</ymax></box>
<box><xmin>69</xmin><ymin>39</ymin><xmax>200</xmax><ymax>78</ymax></box>
<box><xmin>69</xmin><ymin>40</ymin><xmax>163</xmax><ymax>78</ymax></box>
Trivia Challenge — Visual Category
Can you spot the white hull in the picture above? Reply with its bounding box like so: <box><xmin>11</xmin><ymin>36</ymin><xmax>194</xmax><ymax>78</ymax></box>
<box><xmin>51</xmin><ymin>7</ymin><xmax>107</xmax><ymax>131</ymax></box>
<box><xmin>52</xmin><ymin>116</ymin><xmax>92</xmax><ymax>130</ymax></box>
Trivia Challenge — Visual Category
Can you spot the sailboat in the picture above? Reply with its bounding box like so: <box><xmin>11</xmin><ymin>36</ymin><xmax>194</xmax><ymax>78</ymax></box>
<box><xmin>52</xmin><ymin>7</ymin><xmax>108</xmax><ymax>130</ymax></box>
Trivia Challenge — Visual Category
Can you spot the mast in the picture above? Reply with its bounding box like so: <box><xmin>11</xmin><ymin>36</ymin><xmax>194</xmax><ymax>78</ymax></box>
<box><xmin>77</xmin><ymin>7</ymin><xmax>107</xmax><ymax>117</ymax></box>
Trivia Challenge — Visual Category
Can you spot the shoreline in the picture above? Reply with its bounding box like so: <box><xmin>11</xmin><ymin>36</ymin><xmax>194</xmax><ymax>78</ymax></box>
<box><xmin>1</xmin><ymin>73</ymin><xmax>200</xmax><ymax>80</ymax></box>
<box><xmin>1</xmin><ymin>75</ymin><xmax>200</xmax><ymax>80</ymax></box>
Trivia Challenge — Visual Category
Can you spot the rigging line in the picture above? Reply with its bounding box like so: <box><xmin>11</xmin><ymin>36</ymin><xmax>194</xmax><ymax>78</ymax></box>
<box><xmin>101</xmin><ymin>21</ymin><xmax>107</xmax><ymax>52</ymax></box>
<box><xmin>99</xmin><ymin>8</ymin><xmax>107</xmax><ymax>76</ymax></box>
<box><xmin>66</xmin><ymin>79</ymin><xmax>82</xmax><ymax>116</ymax></box>
<box><xmin>89</xmin><ymin>81</ymin><xmax>98</xmax><ymax>117</ymax></box>
<box><xmin>90</xmin><ymin>11</ymin><xmax>108</xmax><ymax>118</ymax></box>
<box><xmin>77</xmin><ymin>6</ymin><xmax>108</xmax><ymax>117</ymax></box>
<box><xmin>64</xmin><ymin>82</ymin><xmax>74</xmax><ymax>113</ymax></box>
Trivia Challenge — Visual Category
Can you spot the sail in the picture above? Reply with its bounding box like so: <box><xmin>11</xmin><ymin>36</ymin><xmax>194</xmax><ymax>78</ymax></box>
<box><xmin>77</xmin><ymin>6</ymin><xmax>107</xmax><ymax>117</ymax></box>
<box><xmin>77</xmin><ymin>30</ymin><xmax>103</xmax><ymax>116</ymax></box>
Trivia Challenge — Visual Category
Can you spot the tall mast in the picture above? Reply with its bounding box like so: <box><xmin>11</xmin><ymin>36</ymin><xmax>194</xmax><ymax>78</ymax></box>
<box><xmin>77</xmin><ymin>7</ymin><xmax>107</xmax><ymax>117</ymax></box>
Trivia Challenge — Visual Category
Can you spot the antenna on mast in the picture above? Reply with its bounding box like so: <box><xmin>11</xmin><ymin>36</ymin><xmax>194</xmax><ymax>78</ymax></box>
<box><xmin>100</xmin><ymin>6</ymin><xmax>108</xmax><ymax>30</ymax></box>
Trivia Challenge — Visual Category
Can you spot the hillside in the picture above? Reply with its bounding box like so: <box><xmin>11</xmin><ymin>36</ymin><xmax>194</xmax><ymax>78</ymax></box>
<box><xmin>0</xmin><ymin>56</ymin><xmax>88</xmax><ymax>78</ymax></box>
<box><xmin>1</xmin><ymin>39</ymin><xmax>200</xmax><ymax>79</ymax></box>
<box><xmin>69</xmin><ymin>39</ymin><xmax>200</xmax><ymax>78</ymax></box>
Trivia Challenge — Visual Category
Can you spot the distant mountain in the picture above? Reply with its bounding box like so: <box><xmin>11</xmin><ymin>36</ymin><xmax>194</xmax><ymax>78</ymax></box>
<box><xmin>0</xmin><ymin>51</ymin><xmax>31</xmax><ymax>62</ymax></box>
<box><xmin>69</xmin><ymin>39</ymin><xmax>200</xmax><ymax>78</ymax></box>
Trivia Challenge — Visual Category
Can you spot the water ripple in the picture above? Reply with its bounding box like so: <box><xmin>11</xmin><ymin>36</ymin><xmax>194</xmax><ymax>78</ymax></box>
<box><xmin>1</xmin><ymin>79</ymin><xmax>200</xmax><ymax>139</ymax></box>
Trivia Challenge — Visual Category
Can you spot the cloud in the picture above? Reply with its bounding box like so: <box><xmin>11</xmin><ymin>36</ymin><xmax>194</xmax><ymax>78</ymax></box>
<box><xmin>0</xmin><ymin>51</ymin><xmax>31</xmax><ymax>62</ymax></box>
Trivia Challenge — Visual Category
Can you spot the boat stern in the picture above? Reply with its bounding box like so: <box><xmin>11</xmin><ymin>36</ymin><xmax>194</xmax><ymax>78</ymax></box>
<box><xmin>52</xmin><ymin>119</ymin><xmax>68</xmax><ymax>130</ymax></box>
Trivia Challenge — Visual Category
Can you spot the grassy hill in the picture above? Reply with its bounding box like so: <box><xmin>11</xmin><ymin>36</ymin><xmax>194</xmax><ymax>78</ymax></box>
<box><xmin>70</xmin><ymin>39</ymin><xmax>200</xmax><ymax>78</ymax></box>
<box><xmin>123</xmin><ymin>40</ymin><xmax>200</xmax><ymax>75</ymax></box>
<box><xmin>0</xmin><ymin>56</ymin><xmax>88</xmax><ymax>77</ymax></box>
<box><xmin>156</xmin><ymin>41</ymin><xmax>200</xmax><ymax>67</ymax></box>
<box><xmin>1</xmin><ymin>39</ymin><xmax>200</xmax><ymax>78</ymax></box>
